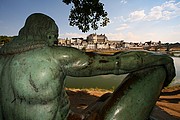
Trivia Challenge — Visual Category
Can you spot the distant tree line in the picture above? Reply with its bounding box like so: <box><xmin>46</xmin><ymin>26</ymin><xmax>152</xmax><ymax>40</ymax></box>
<box><xmin>0</xmin><ymin>36</ymin><xmax>16</xmax><ymax>44</ymax></box>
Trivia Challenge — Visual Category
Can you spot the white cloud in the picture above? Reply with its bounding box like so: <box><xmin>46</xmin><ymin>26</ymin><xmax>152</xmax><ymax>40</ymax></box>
<box><xmin>145</xmin><ymin>32</ymin><xmax>157</xmax><ymax>37</ymax></box>
<box><xmin>171</xmin><ymin>24</ymin><xmax>180</xmax><ymax>34</ymax></box>
<box><xmin>105</xmin><ymin>31</ymin><xmax>178</xmax><ymax>43</ymax></box>
<box><xmin>113</xmin><ymin>16</ymin><xmax>127</xmax><ymax>22</ymax></box>
<box><xmin>122</xmin><ymin>0</ymin><xmax>180</xmax><ymax>22</ymax></box>
<box><xmin>106</xmin><ymin>33</ymin><xmax>125</xmax><ymax>40</ymax></box>
<box><xmin>116</xmin><ymin>24</ymin><xmax>130</xmax><ymax>31</ymax></box>
<box><xmin>126</xmin><ymin>32</ymin><xmax>141</xmax><ymax>42</ymax></box>
<box><xmin>60</xmin><ymin>33</ymin><xmax>87</xmax><ymax>39</ymax></box>
<box><xmin>120</xmin><ymin>0</ymin><xmax>127</xmax><ymax>4</ymax></box>
<box><xmin>171</xmin><ymin>31</ymin><xmax>180</xmax><ymax>36</ymax></box>
<box><xmin>106</xmin><ymin>32</ymin><xmax>141</xmax><ymax>42</ymax></box>
<box><xmin>145</xmin><ymin>0</ymin><xmax>180</xmax><ymax>21</ymax></box>
<box><xmin>145</xmin><ymin>6</ymin><xmax>163</xmax><ymax>21</ymax></box>
<box><xmin>128</xmin><ymin>10</ymin><xmax>146</xmax><ymax>22</ymax></box>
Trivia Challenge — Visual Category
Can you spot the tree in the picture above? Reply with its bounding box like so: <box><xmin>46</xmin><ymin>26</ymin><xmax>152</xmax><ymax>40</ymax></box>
<box><xmin>62</xmin><ymin>0</ymin><xmax>109</xmax><ymax>32</ymax></box>
<box><xmin>0</xmin><ymin>36</ymin><xmax>16</xmax><ymax>44</ymax></box>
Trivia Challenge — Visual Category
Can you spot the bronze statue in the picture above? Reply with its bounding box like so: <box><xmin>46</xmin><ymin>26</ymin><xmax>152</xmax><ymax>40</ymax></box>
<box><xmin>0</xmin><ymin>13</ymin><xmax>175</xmax><ymax>120</ymax></box>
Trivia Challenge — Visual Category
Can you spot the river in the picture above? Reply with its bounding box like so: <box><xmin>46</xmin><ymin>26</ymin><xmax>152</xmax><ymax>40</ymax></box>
<box><xmin>170</xmin><ymin>57</ymin><xmax>180</xmax><ymax>86</ymax></box>
<box><xmin>65</xmin><ymin>57</ymin><xmax>180</xmax><ymax>89</ymax></box>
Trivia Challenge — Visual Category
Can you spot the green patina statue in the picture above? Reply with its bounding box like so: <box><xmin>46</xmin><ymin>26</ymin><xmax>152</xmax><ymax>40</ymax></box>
<box><xmin>0</xmin><ymin>13</ymin><xmax>175</xmax><ymax>120</ymax></box>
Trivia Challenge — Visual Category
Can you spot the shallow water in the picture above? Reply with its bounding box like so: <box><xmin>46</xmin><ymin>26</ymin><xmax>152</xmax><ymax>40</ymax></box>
<box><xmin>170</xmin><ymin>57</ymin><xmax>180</xmax><ymax>86</ymax></box>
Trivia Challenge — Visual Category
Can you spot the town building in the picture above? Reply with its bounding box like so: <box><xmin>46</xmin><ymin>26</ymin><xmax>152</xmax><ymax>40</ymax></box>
<box><xmin>87</xmin><ymin>33</ymin><xmax>108</xmax><ymax>43</ymax></box>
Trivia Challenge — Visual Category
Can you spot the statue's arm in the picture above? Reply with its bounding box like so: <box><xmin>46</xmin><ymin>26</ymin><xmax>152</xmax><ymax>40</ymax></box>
<box><xmin>53</xmin><ymin>47</ymin><xmax>175</xmax><ymax>85</ymax></box>
<box><xmin>53</xmin><ymin>47</ymin><xmax>122</xmax><ymax>76</ymax></box>
<box><xmin>114</xmin><ymin>51</ymin><xmax>173</xmax><ymax>71</ymax></box>
<box><xmin>66</xmin><ymin>51</ymin><xmax>123</xmax><ymax>76</ymax></box>
<box><xmin>114</xmin><ymin>50</ymin><xmax>175</xmax><ymax>86</ymax></box>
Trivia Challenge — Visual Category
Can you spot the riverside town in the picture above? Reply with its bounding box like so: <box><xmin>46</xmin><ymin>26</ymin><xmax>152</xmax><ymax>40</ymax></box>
<box><xmin>0</xmin><ymin>34</ymin><xmax>180</xmax><ymax>56</ymax></box>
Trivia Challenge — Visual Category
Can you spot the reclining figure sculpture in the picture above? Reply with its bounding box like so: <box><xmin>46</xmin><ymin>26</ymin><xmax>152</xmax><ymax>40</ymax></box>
<box><xmin>0</xmin><ymin>13</ymin><xmax>175</xmax><ymax>120</ymax></box>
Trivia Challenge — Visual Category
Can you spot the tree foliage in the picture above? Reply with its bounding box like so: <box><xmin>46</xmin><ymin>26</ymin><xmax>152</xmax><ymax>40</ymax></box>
<box><xmin>0</xmin><ymin>36</ymin><xmax>16</xmax><ymax>44</ymax></box>
<box><xmin>63</xmin><ymin>0</ymin><xmax>109</xmax><ymax>32</ymax></box>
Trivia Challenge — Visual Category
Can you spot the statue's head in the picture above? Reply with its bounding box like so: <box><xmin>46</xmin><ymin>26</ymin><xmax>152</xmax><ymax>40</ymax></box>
<box><xmin>0</xmin><ymin>13</ymin><xmax>59</xmax><ymax>55</ymax></box>
<box><xmin>19</xmin><ymin>13</ymin><xmax>59</xmax><ymax>46</ymax></box>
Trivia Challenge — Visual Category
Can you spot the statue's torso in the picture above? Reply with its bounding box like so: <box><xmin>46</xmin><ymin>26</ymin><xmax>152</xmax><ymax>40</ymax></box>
<box><xmin>0</xmin><ymin>47</ymin><xmax>70</xmax><ymax>120</ymax></box>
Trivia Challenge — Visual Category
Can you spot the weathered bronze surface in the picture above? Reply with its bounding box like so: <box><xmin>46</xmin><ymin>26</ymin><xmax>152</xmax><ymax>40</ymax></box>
<box><xmin>0</xmin><ymin>13</ymin><xmax>175</xmax><ymax>120</ymax></box>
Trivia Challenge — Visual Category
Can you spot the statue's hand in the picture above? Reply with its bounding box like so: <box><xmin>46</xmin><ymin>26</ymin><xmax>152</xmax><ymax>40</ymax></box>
<box><xmin>154</xmin><ymin>53</ymin><xmax>176</xmax><ymax>87</ymax></box>
<box><xmin>113</xmin><ymin>51</ymin><xmax>176</xmax><ymax>87</ymax></box>
<box><xmin>164</xmin><ymin>61</ymin><xmax>176</xmax><ymax>87</ymax></box>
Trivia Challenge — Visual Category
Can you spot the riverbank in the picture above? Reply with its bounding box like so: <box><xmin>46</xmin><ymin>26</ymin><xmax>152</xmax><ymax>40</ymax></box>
<box><xmin>66</xmin><ymin>85</ymin><xmax>180</xmax><ymax>119</ymax></box>
<box><xmin>156</xmin><ymin>85</ymin><xmax>180</xmax><ymax>119</ymax></box>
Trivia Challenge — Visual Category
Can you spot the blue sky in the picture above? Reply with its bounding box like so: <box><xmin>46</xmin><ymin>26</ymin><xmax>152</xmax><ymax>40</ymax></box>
<box><xmin>0</xmin><ymin>0</ymin><xmax>179</xmax><ymax>43</ymax></box>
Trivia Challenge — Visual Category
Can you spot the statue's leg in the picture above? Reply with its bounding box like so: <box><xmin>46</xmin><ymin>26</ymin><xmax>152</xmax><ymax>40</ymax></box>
<box><xmin>97</xmin><ymin>66</ymin><xmax>166</xmax><ymax>120</ymax></box>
